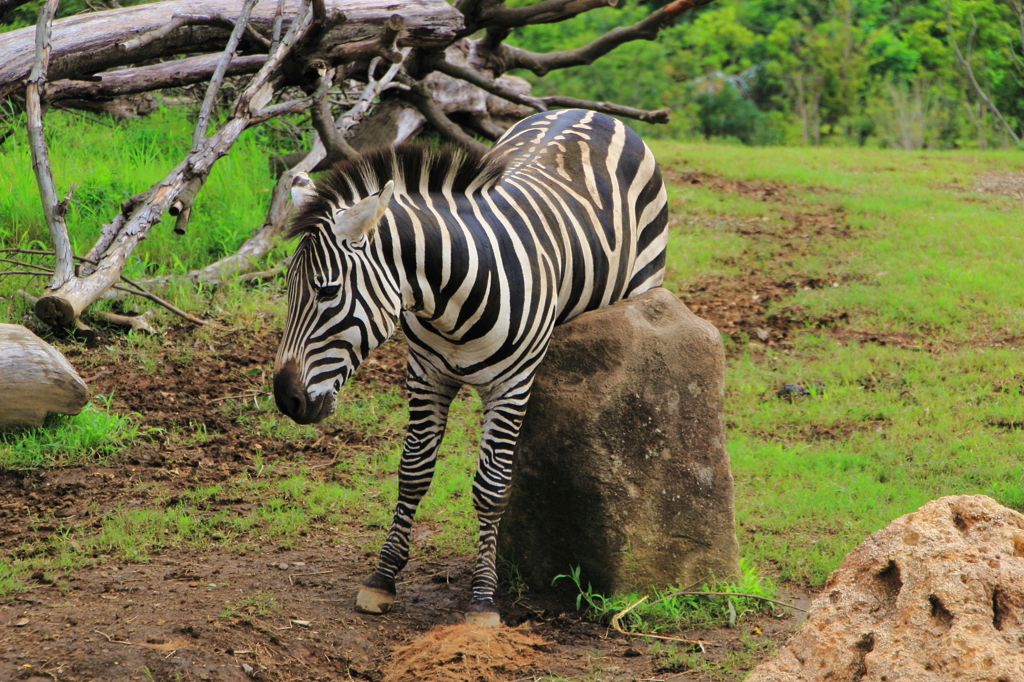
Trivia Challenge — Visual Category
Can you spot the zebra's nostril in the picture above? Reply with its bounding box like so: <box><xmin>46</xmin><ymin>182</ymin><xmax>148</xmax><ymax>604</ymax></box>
<box><xmin>273</xmin><ymin>361</ymin><xmax>308</xmax><ymax>421</ymax></box>
<box><xmin>285</xmin><ymin>389</ymin><xmax>305</xmax><ymax>416</ymax></box>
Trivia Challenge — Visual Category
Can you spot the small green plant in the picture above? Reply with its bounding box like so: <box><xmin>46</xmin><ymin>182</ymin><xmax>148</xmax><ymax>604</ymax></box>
<box><xmin>0</xmin><ymin>395</ymin><xmax>141</xmax><ymax>469</ymax></box>
<box><xmin>497</xmin><ymin>555</ymin><xmax>530</xmax><ymax>605</ymax></box>
<box><xmin>553</xmin><ymin>559</ymin><xmax>777</xmax><ymax>632</ymax></box>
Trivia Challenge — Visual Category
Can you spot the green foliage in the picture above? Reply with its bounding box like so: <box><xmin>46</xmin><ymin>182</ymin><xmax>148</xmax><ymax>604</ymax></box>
<box><xmin>0</xmin><ymin>395</ymin><xmax>142</xmax><ymax>469</ymax></box>
<box><xmin>695</xmin><ymin>84</ymin><xmax>781</xmax><ymax>145</ymax></box>
<box><xmin>507</xmin><ymin>0</ymin><xmax>1024</xmax><ymax>147</ymax></box>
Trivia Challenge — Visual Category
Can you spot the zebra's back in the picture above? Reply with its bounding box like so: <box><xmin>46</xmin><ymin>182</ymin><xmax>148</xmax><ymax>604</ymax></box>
<box><xmin>384</xmin><ymin>109</ymin><xmax>669</xmax><ymax>385</ymax></box>
<box><xmin>488</xmin><ymin>109</ymin><xmax>669</xmax><ymax>325</ymax></box>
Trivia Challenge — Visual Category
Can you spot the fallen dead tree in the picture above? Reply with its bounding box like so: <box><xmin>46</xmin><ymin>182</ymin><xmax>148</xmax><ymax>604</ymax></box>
<box><xmin>1</xmin><ymin>0</ymin><xmax>713</xmax><ymax>332</ymax></box>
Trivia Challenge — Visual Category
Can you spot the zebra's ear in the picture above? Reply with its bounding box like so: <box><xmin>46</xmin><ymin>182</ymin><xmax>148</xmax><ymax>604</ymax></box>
<box><xmin>333</xmin><ymin>180</ymin><xmax>395</xmax><ymax>243</ymax></box>
<box><xmin>290</xmin><ymin>172</ymin><xmax>318</xmax><ymax>208</ymax></box>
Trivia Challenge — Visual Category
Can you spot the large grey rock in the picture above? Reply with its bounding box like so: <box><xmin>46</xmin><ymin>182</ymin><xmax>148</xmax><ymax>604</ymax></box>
<box><xmin>747</xmin><ymin>495</ymin><xmax>1024</xmax><ymax>682</ymax></box>
<box><xmin>499</xmin><ymin>287</ymin><xmax>740</xmax><ymax>594</ymax></box>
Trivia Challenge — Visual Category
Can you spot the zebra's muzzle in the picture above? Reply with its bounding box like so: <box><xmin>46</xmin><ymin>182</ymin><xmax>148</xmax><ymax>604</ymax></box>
<box><xmin>273</xmin><ymin>360</ymin><xmax>335</xmax><ymax>424</ymax></box>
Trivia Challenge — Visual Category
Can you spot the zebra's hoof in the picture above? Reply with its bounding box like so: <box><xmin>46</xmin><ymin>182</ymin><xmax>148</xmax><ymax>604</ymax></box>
<box><xmin>355</xmin><ymin>587</ymin><xmax>395</xmax><ymax>614</ymax></box>
<box><xmin>464</xmin><ymin>601</ymin><xmax>501</xmax><ymax>627</ymax></box>
<box><xmin>355</xmin><ymin>573</ymin><xmax>396</xmax><ymax>614</ymax></box>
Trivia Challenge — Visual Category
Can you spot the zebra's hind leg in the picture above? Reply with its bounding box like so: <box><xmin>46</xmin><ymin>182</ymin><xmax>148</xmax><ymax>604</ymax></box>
<box><xmin>464</xmin><ymin>379</ymin><xmax>532</xmax><ymax>627</ymax></box>
<box><xmin>355</xmin><ymin>369</ymin><xmax>461</xmax><ymax>615</ymax></box>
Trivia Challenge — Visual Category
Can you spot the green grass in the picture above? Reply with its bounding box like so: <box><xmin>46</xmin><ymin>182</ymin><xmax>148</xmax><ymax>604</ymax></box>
<box><xmin>0</xmin><ymin>394</ymin><xmax>142</xmax><ymax>469</ymax></box>
<box><xmin>651</xmin><ymin>140</ymin><xmax>1024</xmax><ymax>584</ymax></box>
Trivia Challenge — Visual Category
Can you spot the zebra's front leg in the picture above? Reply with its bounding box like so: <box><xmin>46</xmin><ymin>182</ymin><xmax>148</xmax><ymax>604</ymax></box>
<box><xmin>355</xmin><ymin>375</ymin><xmax>460</xmax><ymax>615</ymax></box>
<box><xmin>464</xmin><ymin>380</ymin><xmax>533</xmax><ymax>627</ymax></box>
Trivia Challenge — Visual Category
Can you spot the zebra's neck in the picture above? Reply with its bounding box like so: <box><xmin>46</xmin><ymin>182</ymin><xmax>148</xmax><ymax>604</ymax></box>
<box><xmin>376</xmin><ymin>190</ymin><xmax>493</xmax><ymax>339</ymax></box>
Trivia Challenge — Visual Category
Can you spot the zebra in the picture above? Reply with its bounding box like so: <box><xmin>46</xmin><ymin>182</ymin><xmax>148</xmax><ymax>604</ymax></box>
<box><xmin>273</xmin><ymin>108</ymin><xmax>669</xmax><ymax>626</ymax></box>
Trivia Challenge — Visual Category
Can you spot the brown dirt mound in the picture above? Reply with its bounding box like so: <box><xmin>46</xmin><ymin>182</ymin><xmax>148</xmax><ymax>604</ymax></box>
<box><xmin>383</xmin><ymin>623</ymin><xmax>551</xmax><ymax>682</ymax></box>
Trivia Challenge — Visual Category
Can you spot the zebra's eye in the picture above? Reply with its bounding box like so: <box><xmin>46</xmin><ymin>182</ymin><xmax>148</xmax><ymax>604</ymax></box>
<box><xmin>317</xmin><ymin>284</ymin><xmax>340</xmax><ymax>300</ymax></box>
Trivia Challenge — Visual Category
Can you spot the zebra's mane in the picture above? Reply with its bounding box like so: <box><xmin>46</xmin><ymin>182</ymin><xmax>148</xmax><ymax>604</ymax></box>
<box><xmin>287</xmin><ymin>143</ymin><xmax>507</xmax><ymax>239</ymax></box>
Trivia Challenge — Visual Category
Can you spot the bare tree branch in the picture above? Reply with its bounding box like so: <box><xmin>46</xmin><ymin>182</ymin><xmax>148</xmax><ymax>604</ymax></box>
<box><xmin>430</xmin><ymin>53</ymin><xmax>669</xmax><ymax>123</ymax></box>
<box><xmin>117</xmin><ymin>16</ymin><xmax>191</xmax><ymax>53</ymax></box>
<box><xmin>33</xmin><ymin>1</ymin><xmax>318</xmax><ymax>329</ymax></box>
<box><xmin>1</xmin><ymin>0</ymin><xmax>464</xmax><ymax>89</ymax></box>
<box><xmin>378</xmin><ymin>14</ymin><xmax>406</xmax><ymax>63</ymax></box>
<box><xmin>405</xmin><ymin>78</ymin><xmax>490</xmax><ymax>154</ymax></box>
<box><xmin>249</xmin><ymin>93</ymin><xmax>318</xmax><ymax>122</ymax></box>
<box><xmin>312</xmin><ymin>0</ymin><xmax>328</xmax><ymax>27</ymax></box>
<box><xmin>947</xmin><ymin>3</ymin><xmax>1021</xmax><ymax>144</ymax></box>
<box><xmin>169</xmin><ymin>176</ymin><xmax>204</xmax><ymax>235</ymax></box>
<box><xmin>429</xmin><ymin>55</ymin><xmax>547</xmax><ymax>109</ymax></box>
<box><xmin>93</xmin><ymin>309</ymin><xmax>157</xmax><ymax>335</ymax></box>
<box><xmin>111</xmin><ymin>283</ymin><xmax>209</xmax><ymax>327</ymax></box>
<box><xmin>539</xmin><ymin>95</ymin><xmax>670</xmax><ymax>122</ymax></box>
<box><xmin>336</xmin><ymin>52</ymin><xmax>410</xmax><ymax>134</ymax></box>
<box><xmin>478</xmin><ymin>0</ymin><xmax>619</xmax><ymax>29</ymax></box>
<box><xmin>47</xmin><ymin>52</ymin><xmax>274</xmax><ymax>101</ymax></box>
<box><xmin>81</xmin><ymin>193</ymin><xmax>147</xmax><ymax>276</ymax></box>
<box><xmin>193</xmin><ymin>0</ymin><xmax>260</xmax><ymax>151</ymax></box>
<box><xmin>270</xmin><ymin>0</ymin><xmax>286</xmax><ymax>57</ymax></box>
<box><xmin>494</xmin><ymin>0</ymin><xmax>716</xmax><ymax>76</ymax></box>
<box><xmin>324</xmin><ymin>15</ymin><xmax>406</xmax><ymax>66</ymax></box>
<box><xmin>140</xmin><ymin>52</ymin><xmax>411</xmax><ymax>289</ymax></box>
<box><xmin>25</xmin><ymin>0</ymin><xmax>75</xmax><ymax>291</ymax></box>
<box><xmin>310</xmin><ymin>67</ymin><xmax>361</xmax><ymax>163</ymax></box>
<box><xmin>3</xmin><ymin>250</ymin><xmax>207</xmax><ymax>327</ymax></box>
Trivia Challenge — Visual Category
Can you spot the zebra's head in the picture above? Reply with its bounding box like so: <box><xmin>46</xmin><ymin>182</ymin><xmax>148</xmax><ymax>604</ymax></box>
<box><xmin>273</xmin><ymin>175</ymin><xmax>399</xmax><ymax>424</ymax></box>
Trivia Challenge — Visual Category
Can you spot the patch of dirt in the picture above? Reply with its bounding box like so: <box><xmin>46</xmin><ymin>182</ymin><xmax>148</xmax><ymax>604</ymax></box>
<box><xmin>754</xmin><ymin>417</ymin><xmax>889</xmax><ymax>443</ymax></box>
<box><xmin>975</xmin><ymin>171</ymin><xmax>1024</xmax><ymax>200</ymax></box>
<box><xmin>664</xmin><ymin>169</ymin><xmax>790</xmax><ymax>202</ymax></box>
<box><xmin>665</xmin><ymin>168</ymin><xmax>863</xmax><ymax>350</ymax></box>
<box><xmin>0</xmin><ymin>542</ymin><xmax>804</xmax><ymax>682</ymax></box>
<box><xmin>0</xmin><ymin>325</ymin><xmax>408</xmax><ymax>558</ymax></box>
<box><xmin>681</xmin><ymin>273</ymin><xmax>852</xmax><ymax>348</ymax></box>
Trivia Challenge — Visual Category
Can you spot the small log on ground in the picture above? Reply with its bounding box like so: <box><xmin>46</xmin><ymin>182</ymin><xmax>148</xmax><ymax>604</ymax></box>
<box><xmin>0</xmin><ymin>323</ymin><xmax>87</xmax><ymax>429</ymax></box>
<box><xmin>499</xmin><ymin>287</ymin><xmax>740</xmax><ymax>594</ymax></box>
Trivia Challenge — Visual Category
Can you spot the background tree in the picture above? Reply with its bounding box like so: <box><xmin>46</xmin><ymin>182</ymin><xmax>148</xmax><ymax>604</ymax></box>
<box><xmin>0</xmin><ymin>0</ymin><xmax>709</xmax><ymax>334</ymax></box>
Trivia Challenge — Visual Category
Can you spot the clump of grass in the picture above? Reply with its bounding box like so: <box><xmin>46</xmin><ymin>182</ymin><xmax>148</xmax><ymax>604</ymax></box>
<box><xmin>0</xmin><ymin>394</ymin><xmax>142</xmax><ymax>469</ymax></box>
<box><xmin>553</xmin><ymin>558</ymin><xmax>777</xmax><ymax>632</ymax></box>
<box><xmin>221</xmin><ymin>591</ymin><xmax>279</xmax><ymax>620</ymax></box>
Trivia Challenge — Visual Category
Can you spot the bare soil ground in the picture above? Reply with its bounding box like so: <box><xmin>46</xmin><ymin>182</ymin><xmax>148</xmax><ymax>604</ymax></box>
<box><xmin>1</xmin><ymin>167</ymin><xmax>843</xmax><ymax>682</ymax></box>
<box><xmin>0</xmin><ymin>321</ymin><xmax>808</xmax><ymax>682</ymax></box>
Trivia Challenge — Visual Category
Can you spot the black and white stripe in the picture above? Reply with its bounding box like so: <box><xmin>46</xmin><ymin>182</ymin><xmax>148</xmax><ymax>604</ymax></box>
<box><xmin>274</xmin><ymin>109</ymin><xmax>668</xmax><ymax>617</ymax></box>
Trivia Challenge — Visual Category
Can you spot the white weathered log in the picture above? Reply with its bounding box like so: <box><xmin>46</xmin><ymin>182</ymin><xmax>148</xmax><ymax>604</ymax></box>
<box><xmin>0</xmin><ymin>0</ymin><xmax>464</xmax><ymax>88</ymax></box>
<box><xmin>0</xmin><ymin>324</ymin><xmax>87</xmax><ymax>429</ymax></box>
